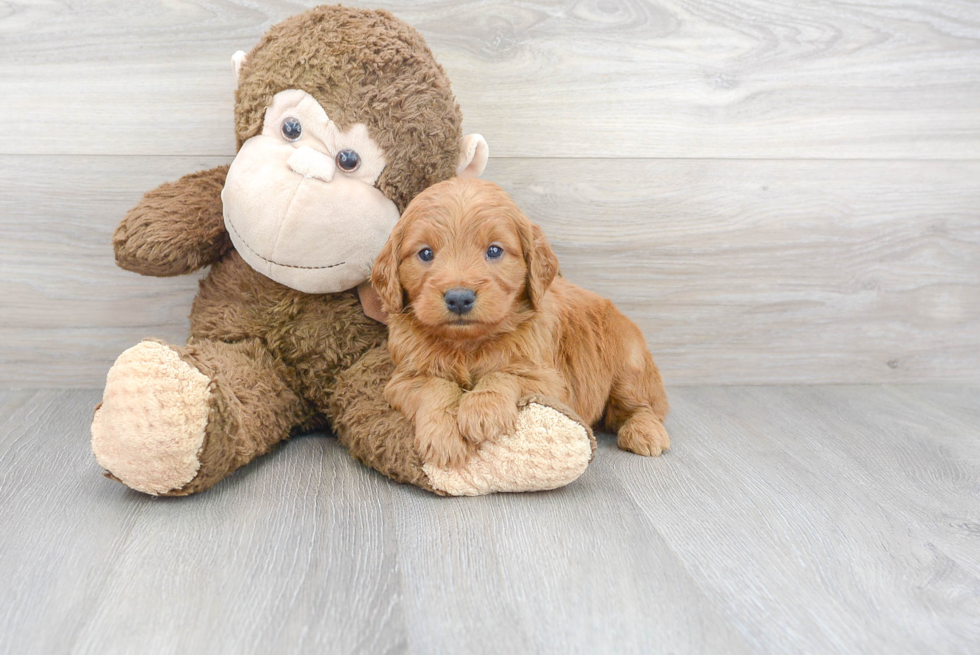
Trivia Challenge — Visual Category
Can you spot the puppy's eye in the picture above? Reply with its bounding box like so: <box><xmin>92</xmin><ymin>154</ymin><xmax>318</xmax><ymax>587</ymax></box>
<box><xmin>281</xmin><ymin>117</ymin><xmax>302</xmax><ymax>141</ymax></box>
<box><xmin>336</xmin><ymin>149</ymin><xmax>361</xmax><ymax>172</ymax></box>
<box><xmin>486</xmin><ymin>245</ymin><xmax>504</xmax><ymax>259</ymax></box>
<box><xmin>418</xmin><ymin>247</ymin><xmax>434</xmax><ymax>262</ymax></box>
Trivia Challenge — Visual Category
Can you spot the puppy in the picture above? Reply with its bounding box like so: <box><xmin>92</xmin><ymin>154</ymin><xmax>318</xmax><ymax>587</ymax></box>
<box><xmin>371</xmin><ymin>177</ymin><xmax>670</xmax><ymax>469</ymax></box>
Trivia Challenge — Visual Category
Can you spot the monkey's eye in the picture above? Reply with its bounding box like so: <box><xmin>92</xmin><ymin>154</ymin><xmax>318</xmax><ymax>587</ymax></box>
<box><xmin>336</xmin><ymin>149</ymin><xmax>361</xmax><ymax>172</ymax></box>
<box><xmin>418</xmin><ymin>247</ymin><xmax>434</xmax><ymax>263</ymax></box>
<box><xmin>281</xmin><ymin>118</ymin><xmax>302</xmax><ymax>141</ymax></box>
<box><xmin>486</xmin><ymin>245</ymin><xmax>504</xmax><ymax>259</ymax></box>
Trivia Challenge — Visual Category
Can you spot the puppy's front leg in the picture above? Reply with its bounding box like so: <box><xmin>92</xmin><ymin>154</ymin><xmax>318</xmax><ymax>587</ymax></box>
<box><xmin>457</xmin><ymin>372</ymin><xmax>523</xmax><ymax>445</ymax></box>
<box><xmin>385</xmin><ymin>372</ymin><xmax>471</xmax><ymax>468</ymax></box>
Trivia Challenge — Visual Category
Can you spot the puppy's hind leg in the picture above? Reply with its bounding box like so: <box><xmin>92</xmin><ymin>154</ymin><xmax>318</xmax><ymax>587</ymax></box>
<box><xmin>615</xmin><ymin>407</ymin><xmax>670</xmax><ymax>456</ymax></box>
<box><xmin>604</xmin><ymin>318</ymin><xmax>670</xmax><ymax>457</ymax></box>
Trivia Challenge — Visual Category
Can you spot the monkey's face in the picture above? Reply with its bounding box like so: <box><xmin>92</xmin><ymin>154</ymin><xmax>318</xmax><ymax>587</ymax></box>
<box><xmin>221</xmin><ymin>89</ymin><xmax>401</xmax><ymax>294</ymax></box>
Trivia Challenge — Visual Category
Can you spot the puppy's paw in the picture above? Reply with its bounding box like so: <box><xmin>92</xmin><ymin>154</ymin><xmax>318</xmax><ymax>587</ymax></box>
<box><xmin>415</xmin><ymin>411</ymin><xmax>473</xmax><ymax>469</ymax></box>
<box><xmin>617</xmin><ymin>412</ymin><xmax>670</xmax><ymax>457</ymax></box>
<box><xmin>457</xmin><ymin>390</ymin><xmax>520</xmax><ymax>445</ymax></box>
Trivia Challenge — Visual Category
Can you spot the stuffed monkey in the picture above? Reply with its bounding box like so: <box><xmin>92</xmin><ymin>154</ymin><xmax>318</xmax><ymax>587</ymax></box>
<box><xmin>91</xmin><ymin>5</ymin><xmax>595</xmax><ymax>496</ymax></box>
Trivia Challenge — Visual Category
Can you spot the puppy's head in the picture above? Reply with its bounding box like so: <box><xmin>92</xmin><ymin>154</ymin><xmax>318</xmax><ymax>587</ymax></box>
<box><xmin>372</xmin><ymin>178</ymin><xmax>558</xmax><ymax>341</ymax></box>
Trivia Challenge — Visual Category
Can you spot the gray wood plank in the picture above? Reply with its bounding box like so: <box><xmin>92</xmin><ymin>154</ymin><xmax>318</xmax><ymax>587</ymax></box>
<box><xmin>3</xmin><ymin>155</ymin><xmax>977</xmax><ymax>387</ymax></box>
<box><xmin>491</xmin><ymin>158</ymin><xmax>980</xmax><ymax>386</ymax></box>
<box><xmin>0</xmin><ymin>389</ymin><xmax>407</xmax><ymax>655</ymax></box>
<box><xmin>883</xmin><ymin>384</ymin><xmax>980</xmax><ymax>445</ymax></box>
<box><xmin>0</xmin><ymin>390</ymin><xmax>150</xmax><ymax>655</ymax></box>
<box><xmin>775</xmin><ymin>385</ymin><xmax>980</xmax><ymax>571</ymax></box>
<box><xmin>726</xmin><ymin>385</ymin><xmax>980</xmax><ymax>574</ymax></box>
<box><xmin>1</xmin><ymin>0</ymin><xmax>979</xmax><ymax>158</ymax></box>
<box><xmin>2</xmin><ymin>386</ymin><xmax>979</xmax><ymax>653</ymax></box>
<box><xmin>391</xmin><ymin>476</ymin><xmax>753</xmax><ymax>655</ymax></box>
<box><xmin>0</xmin><ymin>154</ymin><xmax>221</xmax><ymax>388</ymax></box>
<box><xmin>605</xmin><ymin>386</ymin><xmax>980</xmax><ymax>654</ymax></box>
<box><xmin>68</xmin><ymin>439</ymin><xmax>408</xmax><ymax>655</ymax></box>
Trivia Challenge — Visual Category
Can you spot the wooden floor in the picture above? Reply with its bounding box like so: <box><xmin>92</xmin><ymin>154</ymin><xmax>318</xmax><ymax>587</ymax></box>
<box><xmin>1</xmin><ymin>2</ymin><xmax>978</xmax><ymax>652</ymax></box>
<box><xmin>1</xmin><ymin>385</ymin><xmax>977</xmax><ymax>654</ymax></box>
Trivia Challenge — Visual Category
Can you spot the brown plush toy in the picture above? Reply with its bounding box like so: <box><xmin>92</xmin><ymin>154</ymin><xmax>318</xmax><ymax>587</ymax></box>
<box><xmin>90</xmin><ymin>5</ymin><xmax>595</xmax><ymax>497</ymax></box>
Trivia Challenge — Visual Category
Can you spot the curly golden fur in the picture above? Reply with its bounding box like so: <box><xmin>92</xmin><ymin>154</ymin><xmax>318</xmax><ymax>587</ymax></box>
<box><xmin>372</xmin><ymin>178</ymin><xmax>671</xmax><ymax>468</ymax></box>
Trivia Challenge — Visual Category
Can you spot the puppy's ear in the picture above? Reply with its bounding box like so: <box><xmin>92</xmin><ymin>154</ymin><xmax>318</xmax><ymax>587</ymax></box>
<box><xmin>371</xmin><ymin>224</ymin><xmax>405</xmax><ymax>314</ymax></box>
<box><xmin>519</xmin><ymin>218</ymin><xmax>559</xmax><ymax>310</ymax></box>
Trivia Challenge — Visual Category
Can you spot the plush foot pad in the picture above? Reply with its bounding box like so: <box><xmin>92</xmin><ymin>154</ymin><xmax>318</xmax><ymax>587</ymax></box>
<box><xmin>423</xmin><ymin>401</ymin><xmax>593</xmax><ymax>496</ymax></box>
<box><xmin>91</xmin><ymin>341</ymin><xmax>212</xmax><ymax>495</ymax></box>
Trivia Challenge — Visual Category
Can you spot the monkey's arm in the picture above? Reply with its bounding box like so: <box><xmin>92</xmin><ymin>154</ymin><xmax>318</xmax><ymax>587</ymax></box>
<box><xmin>114</xmin><ymin>165</ymin><xmax>232</xmax><ymax>276</ymax></box>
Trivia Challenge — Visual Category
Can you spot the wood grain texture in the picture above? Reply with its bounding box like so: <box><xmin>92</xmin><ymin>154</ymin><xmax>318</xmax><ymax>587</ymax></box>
<box><xmin>1</xmin><ymin>386</ymin><xmax>978</xmax><ymax>653</ymax></box>
<box><xmin>490</xmin><ymin>158</ymin><xmax>980</xmax><ymax>385</ymax></box>
<box><xmin>603</xmin><ymin>384</ymin><xmax>980</xmax><ymax>654</ymax></box>
<box><xmin>0</xmin><ymin>390</ymin><xmax>408</xmax><ymax>655</ymax></box>
<box><xmin>2</xmin><ymin>155</ymin><xmax>977</xmax><ymax>386</ymax></box>
<box><xmin>0</xmin><ymin>0</ymin><xmax>979</xmax><ymax>158</ymax></box>
<box><xmin>390</xmin><ymin>476</ymin><xmax>753</xmax><ymax>654</ymax></box>
<box><xmin>889</xmin><ymin>384</ymin><xmax>980</xmax><ymax>451</ymax></box>
<box><xmin>1</xmin><ymin>1</ymin><xmax>978</xmax><ymax>385</ymax></box>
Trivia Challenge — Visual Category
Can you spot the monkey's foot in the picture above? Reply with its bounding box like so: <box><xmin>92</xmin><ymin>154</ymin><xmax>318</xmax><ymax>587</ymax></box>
<box><xmin>91</xmin><ymin>340</ymin><xmax>212</xmax><ymax>495</ymax></box>
<box><xmin>423</xmin><ymin>396</ymin><xmax>595</xmax><ymax>496</ymax></box>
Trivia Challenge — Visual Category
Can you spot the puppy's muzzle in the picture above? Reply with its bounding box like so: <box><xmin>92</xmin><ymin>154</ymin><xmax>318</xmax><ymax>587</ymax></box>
<box><xmin>444</xmin><ymin>288</ymin><xmax>476</xmax><ymax>315</ymax></box>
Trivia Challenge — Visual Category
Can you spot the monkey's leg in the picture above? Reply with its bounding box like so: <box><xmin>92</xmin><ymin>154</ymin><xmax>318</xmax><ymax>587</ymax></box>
<box><xmin>91</xmin><ymin>338</ymin><xmax>311</xmax><ymax>496</ymax></box>
<box><xmin>329</xmin><ymin>346</ymin><xmax>596</xmax><ymax>496</ymax></box>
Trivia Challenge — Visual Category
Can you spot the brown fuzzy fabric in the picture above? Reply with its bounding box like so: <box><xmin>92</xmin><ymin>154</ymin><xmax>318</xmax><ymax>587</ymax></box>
<box><xmin>163</xmin><ymin>338</ymin><xmax>311</xmax><ymax>496</ymax></box>
<box><xmin>114</xmin><ymin>166</ymin><xmax>232</xmax><ymax>276</ymax></box>
<box><xmin>330</xmin><ymin>345</ymin><xmax>437</xmax><ymax>492</ymax></box>
<box><xmin>234</xmin><ymin>5</ymin><xmax>463</xmax><ymax>213</ymax></box>
<box><xmin>187</xmin><ymin>251</ymin><xmax>388</xmax><ymax>406</ymax></box>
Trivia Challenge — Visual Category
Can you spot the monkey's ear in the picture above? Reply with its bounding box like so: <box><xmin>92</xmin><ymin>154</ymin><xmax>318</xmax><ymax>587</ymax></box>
<box><xmin>371</xmin><ymin>226</ymin><xmax>405</xmax><ymax>315</ymax></box>
<box><xmin>520</xmin><ymin>220</ymin><xmax>559</xmax><ymax>310</ymax></box>
<box><xmin>231</xmin><ymin>50</ymin><xmax>248</xmax><ymax>85</ymax></box>
<box><xmin>457</xmin><ymin>134</ymin><xmax>489</xmax><ymax>178</ymax></box>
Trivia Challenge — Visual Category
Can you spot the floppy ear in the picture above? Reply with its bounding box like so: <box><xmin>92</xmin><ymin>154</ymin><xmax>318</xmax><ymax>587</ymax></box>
<box><xmin>519</xmin><ymin>218</ymin><xmax>559</xmax><ymax>310</ymax></box>
<box><xmin>371</xmin><ymin>224</ymin><xmax>405</xmax><ymax>314</ymax></box>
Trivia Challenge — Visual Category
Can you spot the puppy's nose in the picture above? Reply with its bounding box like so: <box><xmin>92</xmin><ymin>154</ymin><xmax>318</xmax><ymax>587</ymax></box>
<box><xmin>444</xmin><ymin>288</ymin><xmax>476</xmax><ymax>315</ymax></box>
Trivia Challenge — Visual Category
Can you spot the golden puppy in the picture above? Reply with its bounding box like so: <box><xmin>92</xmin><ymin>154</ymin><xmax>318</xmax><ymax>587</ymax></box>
<box><xmin>372</xmin><ymin>177</ymin><xmax>670</xmax><ymax>469</ymax></box>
